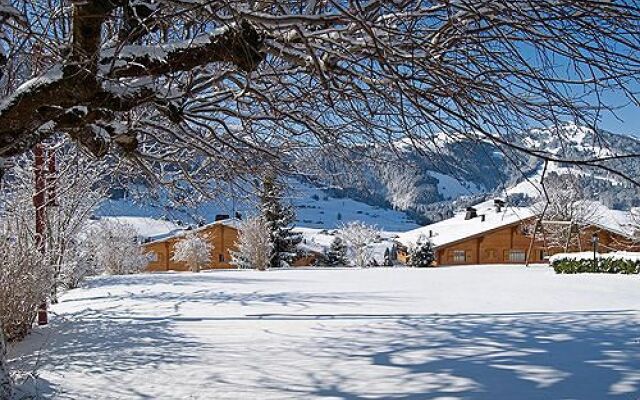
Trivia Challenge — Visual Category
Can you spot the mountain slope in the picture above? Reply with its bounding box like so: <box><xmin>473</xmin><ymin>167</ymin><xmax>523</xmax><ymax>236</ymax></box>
<box><xmin>98</xmin><ymin>124</ymin><xmax>640</xmax><ymax>229</ymax></box>
<box><xmin>97</xmin><ymin>178</ymin><xmax>421</xmax><ymax>232</ymax></box>
<box><xmin>305</xmin><ymin>124</ymin><xmax>640</xmax><ymax>223</ymax></box>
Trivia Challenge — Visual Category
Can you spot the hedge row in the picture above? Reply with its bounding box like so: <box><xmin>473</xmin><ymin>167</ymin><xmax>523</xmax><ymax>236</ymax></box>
<box><xmin>551</xmin><ymin>256</ymin><xmax>640</xmax><ymax>274</ymax></box>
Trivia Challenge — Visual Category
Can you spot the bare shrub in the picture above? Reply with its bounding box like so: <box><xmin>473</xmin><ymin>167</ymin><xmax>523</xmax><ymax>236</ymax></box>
<box><xmin>87</xmin><ymin>220</ymin><xmax>149</xmax><ymax>275</ymax></box>
<box><xmin>172</xmin><ymin>232</ymin><xmax>212</xmax><ymax>272</ymax></box>
<box><xmin>232</xmin><ymin>216</ymin><xmax>273</xmax><ymax>271</ymax></box>
<box><xmin>0</xmin><ymin>219</ymin><xmax>52</xmax><ymax>342</ymax></box>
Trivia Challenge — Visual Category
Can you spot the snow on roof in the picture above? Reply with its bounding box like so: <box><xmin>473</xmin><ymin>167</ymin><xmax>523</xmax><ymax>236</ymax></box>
<box><xmin>98</xmin><ymin>216</ymin><xmax>184</xmax><ymax>240</ymax></box>
<box><xmin>196</xmin><ymin>218</ymin><xmax>243</xmax><ymax>231</ymax></box>
<box><xmin>581</xmin><ymin>202</ymin><xmax>635</xmax><ymax>239</ymax></box>
<box><xmin>398</xmin><ymin>199</ymin><xmax>638</xmax><ymax>250</ymax></box>
<box><xmin>398</xmin><ymin>200</ymin><xmax>536</xmax><ymax>248</ymax></box>
<box><xmin>294</xmin><ymin>227</ymin><xmax>335</xmax><ymax>255</ymax></box>
<box><xmin>142</xmin><ymin>218</ymin><xmax>243</xmax><ymax>245</ymax></box>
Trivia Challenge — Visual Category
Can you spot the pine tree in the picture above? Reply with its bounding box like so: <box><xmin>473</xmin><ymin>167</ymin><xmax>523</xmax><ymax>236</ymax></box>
<box><xmin>260</xmin><ymin>174</ymin><xmax>302</xmax><ymax>269</ymax></box>
<box><xmin>410</xmin><ymin>235</ymin><xmax>435</xmax><ymax>268</ymax></box>
<box><xmin>383</xmin><ymin>248</ymin><xmax>393</xmax><ymax>266</ymax></box>
<box><xmin>325</xmin><ymin>236</ymin><xmax>348</xmax><ymax>266</ymax></box>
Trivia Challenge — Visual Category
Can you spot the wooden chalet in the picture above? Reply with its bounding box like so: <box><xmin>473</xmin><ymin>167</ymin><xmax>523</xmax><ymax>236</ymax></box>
<box><xmin>142</xmin><ymin>216</ymin><xmax>241</xmax><ymax>272</ymax></box>
<box><xmin>398</xmin><ymin>199</ymin><xmax>640</xmax><ymax>266</ymax></box>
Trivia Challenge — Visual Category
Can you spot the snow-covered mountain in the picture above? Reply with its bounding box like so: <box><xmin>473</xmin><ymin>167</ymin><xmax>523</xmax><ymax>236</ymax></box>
<box><xmin>97</xmin><ymin>178</ymin><xmax>420</xmax><ymax>232</ymax></box>
<box><xmin>301</xmin><ymin>123</ymin><xmax>640</xmax><ymax>224</ymax></box>
<box><xmin>97</xmin><ymin>123</ymin><xmax>640</xmax><ymax>231</ymax></box>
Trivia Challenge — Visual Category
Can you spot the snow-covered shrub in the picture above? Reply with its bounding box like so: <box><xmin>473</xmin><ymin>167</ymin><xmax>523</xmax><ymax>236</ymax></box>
<box><xmin>2</xmin><ymin>143</ymin><xmax>108</xmax><ymax>296</ymax></box>
<box><xmin>232</xmin><ymin>216</ymin><xmax>273</xmax><ymax>270</ymax></box>
<box><xmin>339</xmin><ymin>221</ymin><xmax>380</xmax><ymax>268</ymax></box>
<box><xmin>59</xmin><ymin>240</ymin><xmax>99</xmax><ymax>289</ymax></box>
<box><xmin>550</xmin><ymin>252</ymin><xmax>640</xmax><ymax>274</ymax></box>
<box><xmin>0</xmin><ymin>219</ymin><xmax>53</xmax><ymax>342</ymax></box>
<box><xmin>410</xmin><ymin>235</ymin><xmax>435</xmax><ymax>268</ymax></box>
<box><xmin>88</xmin><ymin>220</ymin><xmax>149</xmax><ymax>275</ymax></box>
<box><xmin>172</xmin><ymin>232</ymin><xmax>211</xmax><ymax>272</ymax></box>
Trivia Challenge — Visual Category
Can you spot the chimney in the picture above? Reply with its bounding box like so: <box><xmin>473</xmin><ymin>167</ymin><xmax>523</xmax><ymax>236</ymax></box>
<box><xmin>480</xmin><ymin>215</ymin><xmax>486</xmax><ymax>222</ymax></box>
<box><xmin>494</xmin><ymin>199</ymin><xmax>506</xmax><ymax>213</ymax></box>
<box><xmin>214</xmin><ymin>214</ymin><xmax>230</xmax><ymax>221</ymax></box>
<box><xmin>465</xmin><ymin>207</ymin><xmax>477</xmax><ymax>220</ymax></box>
<box><xmin>429</xmin><ymin>230</ymin><xmax>433</xmax><ymax>238</ymax></box>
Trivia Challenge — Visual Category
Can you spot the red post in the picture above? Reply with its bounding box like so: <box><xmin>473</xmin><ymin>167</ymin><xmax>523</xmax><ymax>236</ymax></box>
<box><xmin>33</xmin><ymin>144</ymin><xmax>48</xmax><ymax>325</ymax></box>
<box><xmin>46</xmin><ymin>149</ymin><xmax>57</xmax><ymax>207</ymax></box>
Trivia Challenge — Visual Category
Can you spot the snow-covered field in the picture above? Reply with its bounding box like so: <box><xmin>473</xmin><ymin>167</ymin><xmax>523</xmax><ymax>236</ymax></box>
<box><xmin>9</xmin><ymin>266</ymin><xmax>640</xmax><ymax>399</ymax></box>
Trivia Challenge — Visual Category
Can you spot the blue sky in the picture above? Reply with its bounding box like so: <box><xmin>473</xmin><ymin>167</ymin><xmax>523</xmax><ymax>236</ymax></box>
<box><xmin>598</xmin><ymin>87</ymin><xmax>640</xmax><ymax>137</ymax></box>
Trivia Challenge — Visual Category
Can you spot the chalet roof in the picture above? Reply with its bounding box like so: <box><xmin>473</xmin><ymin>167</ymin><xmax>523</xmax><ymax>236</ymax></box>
<box><xmin>143</xmin><ymin>218</ymin><xmax>242</xmax><ymax>245</ymax></box>
<box><xmin>578</xmin><ymin>202</ymin><xmax>635</xmax><ymax>239</ymax></box>
<box><xmin>398</xmin><ymin>199</ymin><xmax>637</xmax><ymax>250</ymax></box>
<box><xmin>398</xmin><ymin>200</ymin><xmax>536</xmax><ymax>249</ymax></box>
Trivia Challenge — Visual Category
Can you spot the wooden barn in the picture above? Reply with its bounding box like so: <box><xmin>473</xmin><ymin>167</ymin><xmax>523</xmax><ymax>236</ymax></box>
<box><xmin>398</xmin><ymin>199</ymin><xmax>639</xmax><ymax>266</ymax></box>
<box><xmin>142</xmin><ymin>217</ymin><xmax>241</xmax><ymax>272</ymax></box>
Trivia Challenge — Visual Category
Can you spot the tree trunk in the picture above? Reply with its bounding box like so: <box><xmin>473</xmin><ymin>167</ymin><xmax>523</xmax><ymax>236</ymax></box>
<box><xmin>0</xmin><ymin>323</ymin><xmax>12</xmax><ymax>400</ymax></box>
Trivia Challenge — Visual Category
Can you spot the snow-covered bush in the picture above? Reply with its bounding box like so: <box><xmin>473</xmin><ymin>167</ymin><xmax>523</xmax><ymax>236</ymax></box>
<box><xmin>410</xmin><ymin>235</ymin><xmax>436</xmax><ymax>268</ymax></box>
<box><xmin>232</xmin><ymin>216</ymin><xmax>273</xmax><ymax>270</ymax></box>
<box><xmin>172</xmin><ymin>232</ymin><xmax>211</xmax><ymax>272</ymax></box>
<box><xmin>88</xmin><ymin>220</ymin><xmax>149</xmax><ymax>275</ymax></box>
<box><xmin>59</xmin><ymin>240</ymin><xmax>99</xmax><ymax>289</ymax></box>
<box><xmin>0</xmin><ymin>219</ymin><xmax>53</xmax><ymax>342</ymax></box>
<box><xmin>550</xmin><ymin>252</ymin><xmax>640</xmax><ymax>274</ymax></box>
<box><xmin>339</xmin><ymin>221</ymin><xmax>380</xmax><ymax>268</ymax></box>
<box><xmin>2</xmin><ymin>143</ymin><xmax>108</xmax><ymax>296</ymax></box>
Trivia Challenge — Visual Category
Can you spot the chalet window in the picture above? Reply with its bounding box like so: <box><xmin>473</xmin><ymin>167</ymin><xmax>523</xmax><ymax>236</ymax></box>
<box><xmin>485</xmin><ymin>249</ymin><xmax>497</xmax><ymax>259</ymax></box>
<box><xmin>508</xmin><ymin>250</ymin><xmax>526</xmax><ymax>263</ymax></box>
<box><xmin>147</xmin><ymin>252</ymin><xmax>158</xmax><ymax>262</ymax></box>
<box><xmin>219</xmin><ymin>254</ymin><xmax>225</xmax><ymax>262</ymax></box>
<box><xmin>452</xmin><ymin>250</ymin><xmax>466</xmax><ymax>263</ymax></box>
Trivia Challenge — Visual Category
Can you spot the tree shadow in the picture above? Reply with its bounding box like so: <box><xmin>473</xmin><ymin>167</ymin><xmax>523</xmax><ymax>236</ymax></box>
<box><xmin>80</xmin><ymin>271</ymin><xmax>286</xmax><ymax>290</ymax></box>
<box><xmin>256</xmin><ymin>310</ymin><xmax>640</xmax><ymax>399</ymax></box>
<box><xmin>8</xmin><ymin>309</ymin><xmax>203</xmax><ymax>399</ymax></box>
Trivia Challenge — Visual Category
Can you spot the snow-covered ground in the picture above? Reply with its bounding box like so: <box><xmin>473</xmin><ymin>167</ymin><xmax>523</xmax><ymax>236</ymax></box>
<box><xmin>9</xmin><ymin>266</ymin><xmax>640</xmax><ymax>399</ymax></box>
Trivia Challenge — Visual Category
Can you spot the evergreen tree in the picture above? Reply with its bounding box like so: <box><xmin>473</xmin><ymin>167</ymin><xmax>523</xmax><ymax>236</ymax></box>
<box><xmin>410</xmin><ymin>235</ymin><xmax>435</xmax><ymax>268</ymax></box>
<box><xmin>260</xmin><ymin>174</ymin><xmax>302</xmax><ymax>269</ymax></box>
<box><xmin>325</xmin><ymin>236</ymin><xmax>348</xmax><ymax>266</ymax></box>
<box><xmin>383</xmin><ymin>248</ymin><xmax>393</xmax><ymax>266</ymax></box>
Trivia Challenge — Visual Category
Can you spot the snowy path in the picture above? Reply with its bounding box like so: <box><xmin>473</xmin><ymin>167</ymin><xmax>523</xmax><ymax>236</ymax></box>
<box><xmin>9</xmin><ymin>266</ymin><xmax>640</xmax><ymax>399</ymax></box>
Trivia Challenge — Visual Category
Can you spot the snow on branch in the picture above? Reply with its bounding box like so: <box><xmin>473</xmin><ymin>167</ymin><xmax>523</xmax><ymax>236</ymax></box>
<box><xmin>172</xmin><ymin>232</ymin><xmax>212</xmax><ymax>272</ymax></box>
<box><xmin>0</xmin><ymin>0</ymin><xmax>639</xmax><ymax>186</ymax></box>
<box><xmin>101</xmin><ymin>22</ymin><xmax>264</xmax><ymax>77</ymax></box>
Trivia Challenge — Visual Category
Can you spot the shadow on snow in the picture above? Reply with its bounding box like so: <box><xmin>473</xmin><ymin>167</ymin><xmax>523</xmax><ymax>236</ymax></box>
<box><xmin>251</xmin><ymin>310</ymin><xmax>640</xmax><ymax>399</ymax></box>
